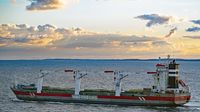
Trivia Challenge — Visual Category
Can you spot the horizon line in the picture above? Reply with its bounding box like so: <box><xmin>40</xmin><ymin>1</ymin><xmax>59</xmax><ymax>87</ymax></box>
<box><xmin>0</xmin><ymin>58</ymin><xmax>200</xmax><ymax>61</ymax></box>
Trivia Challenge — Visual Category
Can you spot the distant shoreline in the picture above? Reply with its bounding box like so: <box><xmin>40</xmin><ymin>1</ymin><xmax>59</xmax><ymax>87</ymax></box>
<box><xmin>0</xmin><ymin>59</ymin><xmax>200</xmax><ymax>61</ymax></box>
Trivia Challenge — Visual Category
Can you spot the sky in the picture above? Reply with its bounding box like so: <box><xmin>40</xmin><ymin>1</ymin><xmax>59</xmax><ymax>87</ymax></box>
<box><xmin>0</xmin><ymin>0</ymin><xmax>200</xmax><ymax>59</ymax></box>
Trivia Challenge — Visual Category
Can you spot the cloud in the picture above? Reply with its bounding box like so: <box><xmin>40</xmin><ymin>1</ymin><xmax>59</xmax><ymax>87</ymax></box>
<box><xmin>54</xmin><ymin>33</ymin><xmax>169</xmax><ymax>49</ymax></box>
<box><xmin>183</xmin><ymin>36</ymin><xmax>200</xmax><ymax>39</ymax></box>
<box><xmin>152</xmin><ymin>40</ymin><xmax>169</xmax><ymax>46</ymax></box>
<box><xmin>0</xmin><ymin>24</ymin><xmax>169</xmax><ymax>49</ymax></box>
<box><xmin>0</xmin><ymin>24</ymin><xmax>171</xmax><ymax>59</ymax></box>
<box><xmin>186</xmin><ymin>19</ymin><xmax>200</xmax><ymax>32</ymax></box>
<box><xmin>26</xmin><ymin>0</ymin><xmax>78</xmax><ymax>11</ymax></box>
<box><xmin>26</xmin><ymin>0</ymin><xmax>62</xmax><ymax>10</ymax></box>
<box><xmin>0</xmin><ymin>24</ymin><xmax>74</xmax><ymax>46</ymax></box>
<box><xmin>191</xmin><ymin>20</ymin><xmax>200</xmax><ymax>25</ymax></box>
<box><xmin>135</xmin><ymin>14</ymin><xmax>173</xmax><ymax>27</ymax></box>
<box><xmin>186</xmin><ymin>27</ymin><xmax>200</xmax><ymax>32</ymax></box>
<box><xmin>165</xmin><ymin>27</ymin><xmax>177</xmax><ymax>37</ymax></box>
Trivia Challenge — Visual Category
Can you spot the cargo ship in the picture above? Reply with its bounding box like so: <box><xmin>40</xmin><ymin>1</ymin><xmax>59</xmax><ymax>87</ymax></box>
<box><xmin>11</xmin><ymin>56</ymin><xmax>191</xmax><ymax>106</ymax></box>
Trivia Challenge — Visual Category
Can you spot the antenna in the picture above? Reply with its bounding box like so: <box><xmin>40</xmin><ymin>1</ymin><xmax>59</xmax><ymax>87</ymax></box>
<box><xmin>167</xmin><ymin>54</ymin><xmax>171</xmax><ymax>64</ymax></box>
<box><xmin>158</xmin><ymin>57</ymin><xmax>161</xmax><ymax>64</ymax></box>
<box><xmin>13</xmin><ymin>75</ymin><xmax>18</xmax><ymax>87</ymax></box>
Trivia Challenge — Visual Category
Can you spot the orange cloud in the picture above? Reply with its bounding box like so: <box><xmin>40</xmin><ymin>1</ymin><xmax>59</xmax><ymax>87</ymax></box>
<box><xmin>26</xmin><ymin>0</ymin><xmax>79</xmax><ymax>11</ymax></box>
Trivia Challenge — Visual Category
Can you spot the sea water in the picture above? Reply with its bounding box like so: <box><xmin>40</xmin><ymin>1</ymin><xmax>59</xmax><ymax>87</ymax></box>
<box><xmin>0</xmin><ymin>60</ymin><xmax>200</xmax><ymax>112</ymax></box>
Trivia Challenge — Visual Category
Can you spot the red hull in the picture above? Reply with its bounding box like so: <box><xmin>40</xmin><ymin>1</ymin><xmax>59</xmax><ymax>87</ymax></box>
<box><xmin>12</xmin><ymin>88</ymin><xmax>191</xmax><ymax>106</ymax></box>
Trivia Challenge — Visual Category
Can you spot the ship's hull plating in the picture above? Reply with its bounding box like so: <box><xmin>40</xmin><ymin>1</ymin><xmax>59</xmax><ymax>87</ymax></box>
<box><xmin>12</xmin><ymin>88</ymin><xmax>190</xmax><ymax>106</ymax></box>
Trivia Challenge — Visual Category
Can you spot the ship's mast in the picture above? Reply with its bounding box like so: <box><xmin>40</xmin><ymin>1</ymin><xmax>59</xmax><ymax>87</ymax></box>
<box><xmin>65</xmin><ymin>70</ymin><xmax>87</xmax><ymax>95</ymax></box>
<box><xmin>37</xmin><ymin>70</ymin><xmax>48</xmax><ymax>93</ymax></box>
<box><xmin>115</xmin><ymin>72</ymin><xmax>128</xmax><ymax>96</ymax></box>
<box><xmin>105</xmin><ymin>71</ymin><xmax>128</xmax><ymax>96</ymax></box>
<box><xmin>37</xmin><ymin>75</ymin><xmax>43</xmax><ymax>93</ymax></box>
<box><xmin>74</xmin><ymin>71</ymin><xmax>87</xmax><ymax>95</ymax></box>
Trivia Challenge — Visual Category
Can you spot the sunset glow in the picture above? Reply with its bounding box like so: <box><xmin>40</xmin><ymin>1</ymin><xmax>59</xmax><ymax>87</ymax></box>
<box><xmin>0</xmin><ymin>0</ymin><xmax>200</xmax><ymax>59</ymax></box>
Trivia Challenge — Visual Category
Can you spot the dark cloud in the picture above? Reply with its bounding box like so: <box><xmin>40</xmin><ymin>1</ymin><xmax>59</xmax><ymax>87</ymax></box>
<box><xmin>183</xmin><ymin>36</ymin><xmax>200</xmax><ymax>39</ymax></box>
<box><xmin>152</xmin><ymin>40</ymin><xmax>169</xmax><ymax>46</ymax></box>
<box><xmin>122</xmin><ymin>36</ymin><xmax>156</xmax><ymax>43</ymax></box>
<box><xmin>37</xmin><ymin>24</ymin><xmax>56</xmax><ymax>32</ymax></box>
<box><xmin>186</xmin><ymin>19</ymin><xmax>200</xmax><ymax>32</ymax></box>
<box><xmin>13</xmin><ymin>37</ymin><xmax>30</xmax><ymax>43</ymax></box>
<box><xmin>135</xmin><ymin>14</ymin><xmax>172</xmax><ymax>27</ymax></box>
<box><xmin>26</xmin><ymin>0</ymin><xmax>63</xmax><ymax>11</ymax></box>
<box><xmin>165</xmin><ymin>27</ymin><xmax>177</xmax><ymax>37</ymax></box>
<box><xmin>64</xmin><ymin>42</ymin><xmax>104</xmax><ymax>48</ymax></box>
<box><xmin>16</xmin><ymin>24</ymin><xmax>28</xmax><ymax>29</ymax></box>
<box><xmin>0</xmin><ymin>36</ymin><xmax>33</xmax><ymax>44</ymax></box>
<box><xmin>54</xmin><ymin>34</ymin><xmax>167</xmax><ymax>49</ymax></box>
<box><xmin>0</xmin><ymin>37</ymin><xmax>9</xmax><ymax>43</ymax></box>
<box><xmin>191</xmin><ymin>20</ymin><xmax>200</xmax><ymax>25</ymax></box>
<box><xmin>186</xmin><ymin>27</ymin><xmax>200</xmax><ymax>32</ymax></box>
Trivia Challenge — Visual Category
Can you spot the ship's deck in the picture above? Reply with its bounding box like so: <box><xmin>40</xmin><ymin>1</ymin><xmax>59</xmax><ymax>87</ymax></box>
<box><xmin>13</xmin><ymin>84</ymin><xmax>187</xmax><ymax>97</ymax></box>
